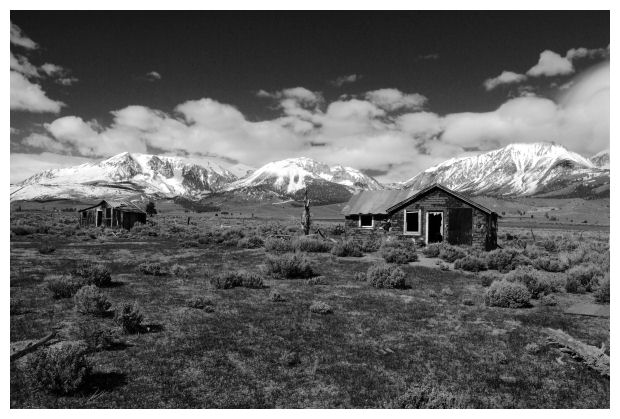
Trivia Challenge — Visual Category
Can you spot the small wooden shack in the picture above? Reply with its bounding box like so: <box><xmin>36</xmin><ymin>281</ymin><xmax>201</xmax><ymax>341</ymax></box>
<box><xmin>79</xmin><ymin>200</ymin><xmax>147</xmax><ymax>230</ymax></box>
<box><xmin>342</xmin><ymin>183</ymin><xmax>499</xmax><ymax>250</ymax></box>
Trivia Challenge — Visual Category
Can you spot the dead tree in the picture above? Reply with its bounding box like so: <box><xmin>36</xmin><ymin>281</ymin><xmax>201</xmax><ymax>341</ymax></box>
<box><xmin>301</xmin><ymin>188</ymin><xmax>311</xmax><ymax>236</ymax></box>
<box><xmin>544</xmin><ymin>328</ymin><xmax>609</xmax><ymax>377</ymax></box>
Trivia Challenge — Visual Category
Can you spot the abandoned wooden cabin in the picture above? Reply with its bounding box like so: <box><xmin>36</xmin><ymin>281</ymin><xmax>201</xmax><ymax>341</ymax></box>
<box><xmin>79</xmin><ymin>200</ymin><xmax>147</xmax><ymax>230</ymax></box>
<box><xmin>342</xmin><ymin>183</ymin><xmax>499</xmax><ymax>250</ymax></box>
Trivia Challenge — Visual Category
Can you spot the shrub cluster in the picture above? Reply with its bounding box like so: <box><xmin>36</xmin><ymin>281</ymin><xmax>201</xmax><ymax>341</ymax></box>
<box><xmin>485</xmin><ymin>249</ymin><xmax>521</xmax><ymax>273</ymax></box>
<box><xmin>74</xmin><ymin>285</ymin><xmax>111</xmax><ymax>316</ymax></box>
<box><xmin>505</xmin><ymin>267</ymin><xmax>564</xmax><ymax>299</ymax></box>
<box><xmin>360</xmin><ymin>235</ymin><xmax>383</xmax><ymax>253</ymax></box>
<box><xmin>454</xmin><ymin>255</ymin><xmax>487</xmax><ymax>272</ymax></box>
<box><xmin>237</xmin><ymin>235</ymin><xmax>264</xmax><ymax>249</ymax></box>
<box><xmin>114</xmin><ymin>302</ymin><xmax>143</xmax><ymax>334</ymax></box>
<box><xmin>422</xmin><ymin>243</ymin><xmax>442</xmax><ymax>258</ymax></box>
<box><xmin>390</xmin><ymin>384</ymin><xmax>466</xmax><ymax>409</ymax></box>
<box><xmin>565</xmin><ymin>264</ymin><xmax>603</xmax><ymax>293</ymax></box>
<box><xmin>24</xmin><ymin>341</ymin><xmax>90</xmax><ymax>395</ymax></box>
<box><xmin>38</xmin><ymin>242</ymin><xmax>56</xmax><ymax>254</ymax></box>
<box><xmin>293</xmin><ymin>237</ymin><xmax>333</xmax><ymax>253</ymax></box>
<box><xmin>533</xmin><ymin>256</ymin><xmax>568</xmax><ymax>273</ymax></box>
<box><xmin>306</xmin><ymin>276</ymin><xmax>328</xmax><ymax>285</ymax></box>
<box><xmin>269</xmin><ymin>290</ymin><xmax>285</xmax><ymax>302</ymax></box>
<box><xmin>186</xmin><ymin>296</ymin><xmax>215</xmax><ymax>311</ymax></box>
<box><xmin>265</xmin><ymin>254</ymin><xmax>315</xmax><ymax>279</ymax></box>
<box><xmin>380</xmin><ymin>240</ymin><xmax>418</xmax><ymax>264</ymax></box>
<box><xmin>138</xmin><ymin>262</ymin><xmax>166</xmax><ymax>276</ymax></box>
<box><xmin>478</xmin><ymin>271</ymin><xmax>500</xmax><ymax>287</ymax></box>
<box><xmin>46</xmin><ymin>274</ymin><xmax>85</xmax><ymax>299</ymax></box>
<box><xmin>73</xmin><ymin>262</ymin><xmax>112</xmax><ymax>287</ymax></box>
<box><xmin>264</xmin><ymin>237</ymin><xmax>295</xmax><ymax>253</ymax></box>
<box><xmin>330</xmin><ymin>240</ymin><xmax>363</xmax><ymax>257</ymax></box>
<box><xmin>309</xmin><ymin>300</ymin><xmax>333</xmax><ymax>314</ymax></box>
<box><xmin>484</xmin><ymin>280</ymin><xmax>531</xmax><ymax>308</ymax></box>
<box><xmin>594</xmin><ymin>275</ymin><xmax>610</xmax><ymax>303</ymax></box>
<box><xmin>210</xmin><ymin>270</ymin><xmax>264</xmax><ymax>289</ymax></box>
<box><xmin>367</xmin><ymin>263</ymin><xmax>407</xmax><ymax>289</ymax></box>
<box><xmin>438</xmin><ymin>245</ymin><xmax>466</xmax><ymax>263</ymax></box>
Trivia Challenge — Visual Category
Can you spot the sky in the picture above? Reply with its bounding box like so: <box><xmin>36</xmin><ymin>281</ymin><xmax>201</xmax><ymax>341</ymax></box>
<box><xmin>10</xmin><ymin>11</ymin><xmax>610</xmax><ymax>183</ymax></box>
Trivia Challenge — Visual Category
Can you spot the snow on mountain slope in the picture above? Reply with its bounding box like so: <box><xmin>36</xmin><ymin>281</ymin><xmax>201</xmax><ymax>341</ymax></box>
<box><xmin>404</xmin><ymin>142</ymin><xmax>607</xmax><ymax>197</ymax></box>
<box><xmin>590</xmin><ymin>149</ymin><xmax>610</xmax><ymax>169</ymax></box>
<box><xmin>11</xmin><ymin>152</ymin><xmax>237</xmax><ymax>201</ymax></box>
<box><xmin>225</xmin><ymin>157</ymin><xmax>383</xmax><ymax>194</ymax></box>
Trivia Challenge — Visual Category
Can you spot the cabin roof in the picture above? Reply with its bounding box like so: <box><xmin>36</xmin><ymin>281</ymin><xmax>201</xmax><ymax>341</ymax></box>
<box><xmin>79</xmin><ymin>199</ymin><xmax>146</xmax><ymax>214</ymax></box>
<box><xmin>341</xmin><ymin>183</ymin><xmax>496</xmax><ymax>216</ymax></box>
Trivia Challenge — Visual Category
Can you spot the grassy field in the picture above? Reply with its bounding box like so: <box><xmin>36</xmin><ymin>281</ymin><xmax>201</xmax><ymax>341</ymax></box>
<box><xmin>10</xmin><ymin>205</ymin><xmax>610</xmax><ymax>408</ymax></box>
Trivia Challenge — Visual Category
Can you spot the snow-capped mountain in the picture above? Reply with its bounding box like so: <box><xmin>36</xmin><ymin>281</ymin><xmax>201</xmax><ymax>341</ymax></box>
<box><xmin>590</xmin><ymin>149</ymin><xmax>610</xmax><ymax>169</ymax></box>
<box><xmin>224</xmin><ymin>157</ymin><xmax>383</xmax><ymax>204</ymax></box>
<box><xmin>404</xmin><ymin>143</ymin><xmax>609</xmax><ymax>197</ymax></box>
<box><xmin>11</xmin><ymin>152</ymin><xmax>237</xmax><ymax>201</ymax></box>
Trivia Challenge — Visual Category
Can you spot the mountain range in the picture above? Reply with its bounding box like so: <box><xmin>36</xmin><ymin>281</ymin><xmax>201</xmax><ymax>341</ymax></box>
<box><xmin>10</xmin><ymin>143</ymin><xmax>609</xmax><ymax>203</ymax></box>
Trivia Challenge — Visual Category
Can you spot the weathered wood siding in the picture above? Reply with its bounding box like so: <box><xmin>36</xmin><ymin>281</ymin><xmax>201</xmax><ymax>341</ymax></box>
<box><xmin>344</xmin><ymin>214</ymin><xmax>389</xmax><ymax>244</ymax></box>
<box><xmin>389</xmin><ymin>188</ymin><xmax>491</xmax><ymax>249</ymax></box>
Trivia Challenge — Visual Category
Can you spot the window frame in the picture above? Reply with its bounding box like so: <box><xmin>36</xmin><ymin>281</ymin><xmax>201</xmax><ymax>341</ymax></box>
<box><xmin>403</xmin><ymin>209</ymin><xmax>422</xmax><ymax>235</ymax></box>
<box><xmin>358</xmin><ymin>214</ymin><xmax>374</xmax><ymax>229</ymax></box>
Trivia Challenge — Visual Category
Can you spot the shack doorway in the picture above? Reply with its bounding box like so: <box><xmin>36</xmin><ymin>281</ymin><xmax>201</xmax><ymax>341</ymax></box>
<box><xmin>426</xmin><ymin>212</ymin><xmax>443</xmax><ymax>244</ymax></box>
<box><xmin>96</xmin><ymin>210</ymin><xmax>102</xmax><ymax>227</ymax></box>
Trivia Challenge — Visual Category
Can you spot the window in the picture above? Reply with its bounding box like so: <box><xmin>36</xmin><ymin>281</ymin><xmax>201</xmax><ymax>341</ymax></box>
<box><xmin>359</xmin><ymin>214</ymin><xmax>373</xmax><ymax>228</ymax></box>
<box><xmin>404</xmin><ymin>210</ymin><xmax>421</xmax><ymax>234</ymax></box>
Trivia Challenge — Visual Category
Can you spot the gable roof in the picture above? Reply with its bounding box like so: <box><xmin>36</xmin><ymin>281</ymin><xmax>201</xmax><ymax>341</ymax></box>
<box><xmin>341</xmin><ymin>189</ymin><xmax>417</xmax><ymax>215</ymax></box>
<box><xmin>386</xmin><ymin>183</ymin><xmax>495</xmax><ymax>215</ymax></box>
<box><xmin>79</xmin><ymin>199</ymin><xmax>146</xmax><ymax>214</ymax></box>
<box><xmin>342</xmin><ymin>183</ymin><xmax>496</xmax><ymax>217</ymax></box>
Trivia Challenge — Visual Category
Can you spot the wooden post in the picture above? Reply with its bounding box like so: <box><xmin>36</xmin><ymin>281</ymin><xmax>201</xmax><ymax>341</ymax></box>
<box><xmin>301</xmin><ymin>188</ymin><xmax>311</xmax><ymax>236</ymax></box>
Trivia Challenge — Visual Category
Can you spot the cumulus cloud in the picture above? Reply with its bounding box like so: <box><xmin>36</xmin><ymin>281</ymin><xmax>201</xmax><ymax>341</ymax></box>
<box><xmin>566</xmin><ymin>45</ymin><xmax>610</xmax><ymax>61</ymax></box>
<box><xmin>526</xmin><ymin>50</ymin><xmax>574</xmax><ymax>77</ymax></box>
<box><xmin>364</xmin><ymin>88</ymin><xmax>427</xmax><ymax>112</ymax></box>
<box><xmin>10</xmin><ymin>22</ymin><xmax>37</xmax><ymax>50</ymax></box>
<box><xmin>483</xmin><ymin>71</ymin><xmax>527</xmax><ymax>90</ymax></box>
<box><xmin>10</xmin><ymin>71</ymin><xmax>65</xmax><ymax>113</ymax></box>
<box><xmin>22</xmin><ymin>133</ymin><xmax>71</xmax><ymax>153</ymax></box>
<box><xmin>146</xmin><ymin>71</ymin><xmax>162</xmax><ymax>81</ymax></box>
<box><xmin>330</xmin><ymin>74</ymin><xmax>362</xmax><ymax>87</ymax></box>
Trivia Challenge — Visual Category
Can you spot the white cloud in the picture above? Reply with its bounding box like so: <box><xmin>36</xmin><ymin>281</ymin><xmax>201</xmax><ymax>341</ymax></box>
<box><xmin>40</xmin><ymin>63</ymin><xmax>66</xmax><ymax>76</ymax></box>
<box><xmin>364</xmin><ymin>88</ymin><xmax>427</xmax><ymax>112</ymax></box>
<box><xmin>22</xmin><ymin>133</ymin><xmax>71</xmax><ymax>153</ymax></box>
<box><xmin>146</xmin><ymin>71</ymin><xmax>162</xmax><ymax>81</ymax></box>
<box><xmin>483</xmin><ymin>71</ymin><xmax>527</xmax><ymax>90</ymax></box>
<box><xmin>330</xmin><ymin>74</ymin><xmax>362</xmax><ymax>87</ymax></box>
<box><xmin>526</xmin><ymin>50</ymin><xmax>574</xmax><ymax>77</ymax></box>
<box><xmin>57</xmin><ymin>77</ymin><xmax>79</xmax><ymax>86</ymax></box>
<box><xmin>10</xmin><ymin>52</ymin><xmax>40</xmax><ymax>78</ymax></box>
<box><xmin>10</xmin><ymin>22</ymin><xmax>37</xmax><ymax>50</ymax></box>
<box><xmin>10</xmin><ymin>71</ymin><xmax>64</xmax><ymax>113</ymax></box>
<box><xmin>566</xmin><ymin>45</ymin><xmax>610</xmax><ymax>61</ymax></box>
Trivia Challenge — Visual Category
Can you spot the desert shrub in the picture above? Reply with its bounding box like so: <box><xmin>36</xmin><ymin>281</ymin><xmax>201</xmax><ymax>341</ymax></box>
<box><xmin>391</xmin><ymin>384</ymin><xmax>466</xmax><ymax>408</ymax></box>
<box><xmin>540</xmin><ymin>294</ymin><xmax>558</xmax><ymax>306</ymax></box>
<box><xmin>181</xmin><ymin>240</ymin><xmax>200</xmax><ymax>248</ymax></box>
<box><xmin>360</xmin><ymin>235</ymin><xmax>383</xmax><ymax>252</ymax></box>
<box><xmin>114</xmin><ymin>302</ymin><xmax>143</xmax><ymax>333</ymax></box>
<box><xmin>538</xmin><ymin>239</ymin><xmax>559</xmax><ymax>253</ymax></box>
<box><xmin>478</xmin><ymin>271</ymin><xmax>500</xmax><ymax>287</ymax></box>
<box><xmin>438</xmin><ymin>245</ymin><xmax>466</xmax><ymax>263</ymax></box>
<box><xmin>269</xmin><ymin>290</ymin><xmax>285</xmax><ymax>302</ymax></box>
<box><xmin>511</xmin><ymin>253</ymin><xmax>533</xmax><ymax>269</ymax></box>
<box><xmin>11</xmin><ymin>225</ymin><xmax>36</xmax><ymax>236</ymax></box>
<box><xmin>422</xmin><ymin>243</ymin><xmax>442</xmax><ymax>258</ymax></box>
<box><xmin>237</xmin><ymin>235</ymin><xmax>264</xmax><ymax>249</ymax></box>
<box><xmin>38</xmin><ymin>242</ymin><xmax>56</xmax><ymax>254</ymax></box>
<box><xmin>594</xmin><ymin>275</ymin><xmax>610</xmax><ymax>303</ymax></box>
<box><xmin>505</xmin><ymin>267</ymin><xmax>564</xmax><ymax>298</ymax></box>
<box><xmin>309</xmin><ymin>301</ymin><xmax>333</xmax><ymax>314</ymax></box>
<box><xmin>484</xmin><ymin>280</ymin><xmax>531</xmax><ymax>308</ymax></box>
<box><xmin>525</xmin><ymin>343</ymin><xmax>541</xmax><ymax>354</ymax></box>
<box><xmin>438</xmin><ymin>262</ymin><xmax>450</xmax><ymax>271</ymax></box>
<box><xmin>210</xmin><ymin>270</ymin><xmax>264</xmax><ymax>289</ymax></box>
<box><xmin>441</xmin><ymin>287</ymin><xmax>454</xmax><ymax>296</ymax></box>
<box><xmin>186</xmin><ymin>296</ymin><xmax>214</xmax><ymax>311</ymax></box>
<box><xmin>46</xmin><ymin>274</ymin><xmax>85</xmax><ymax>299</ymax></box>
<box><xmin>330</xmin><ymin>240</ymin><xmax>363</xmax><ymax>257</ymax></box>
<box><xmin>565</xmin><ymin>264</ymin><xmax>603</xmax><ymax>293</ymax></box>
<box><xmin>138</xmin><ymin>262</ymin><xmax>166</xmax><ymax>276</ymax></box>
<box><xmin>306</xmin><ymin>276</ymin><xmax>328</xmax><ymax>285</ymax></box>
<box><xmin>454</xmin><ymin>255</ymin><xmax>487</xmax><ymax>272</ymax></box>
<box><xmin>265</xmin><ymin>253</ymin><xmax>315</xmax><ymax>279</ymax></box>
<box><xmin>77</xmin><ymin>324</ymin><xmax>122</xmax><ymax>351</ymax></box>
<box><xmin>380</xmin><ymin>240</ymin><xmax>418</xmax><ymax>264</ymax></box>
<box><xmin>169</xmin><ymin>264</ymin><xmax>189</xmax><ymax>278</ymax></box>
<box><xmin>328</xmin><ymin>224</ymin><xmax>346</xmax><ymax>236</ymax></box>
<box><xmin>24</xmin><ymin>341</ymin><xmax>90</xmax><ymax>395</ymax></box>
<box><xmin>353</xmin><ymin>272</ymin><xmax>367</xmax><ymax>282</ymax></box>
<box><xmin>462</xmin><ymin>297</ymin><xmax>475</xmax><ymax>306</ymax></box>
<box><xmin>197</xmin><ymin>235</ymin><xmax>213</xmax><ymax>245</ymax></box>
<box><xmin>293</xmin><ymin>237</ymin><xmax>333</xmax><ymax>253</ymax></box>
<box><xmin>264</xmin><ymin>237</ymin><xmax>295</xmax><ymax>253</ymax></box>
<box><xmin>533</xmin><ymin>256</ymin><xmax>568</xmax><ymax>273</ymax></box>
<box><xmin>485</xmin><ymin>249</ymin><xmax>519</xmax><ymax>273</ymax></box>
<box><xmin>74</xmin><ymin>285</ymin><xmax>111</xmax><ymax>316</ymax></box>
<box><xmin>72</xmin><ymin>262</ymin><xmax>112</xmax><ymax>287</ymax></box>
<box><xmin>367</xmin><ymin>263</ymin><xmax>407</xmax><ymax>289</ymax></box>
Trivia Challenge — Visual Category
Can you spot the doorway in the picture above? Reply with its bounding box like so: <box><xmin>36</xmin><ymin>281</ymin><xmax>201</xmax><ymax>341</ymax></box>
<box><xmin>96</xmin><ymin>210</ymin><xmax>103</xmax><ymax>227</ymax></box>
<box><xmin>426</xmin><ymin>212</ymin><xmax>443</xmax><ymax>244</ymax></box>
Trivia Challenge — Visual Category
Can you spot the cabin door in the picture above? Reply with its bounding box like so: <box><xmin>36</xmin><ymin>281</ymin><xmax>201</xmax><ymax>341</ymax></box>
<box><xmin>426</xmin><ymin>212</ymin><xmax>443</xmax><ymax>244</ymax></box>
<box><xmin>447</xmin><ymin>208</ymin><xmax>473</xmax><ymax>245</ymax></box>
<box><xmin>96</xmin><ymin>210</ymin><xmax>103</xmax><ymax>227</ymax></box>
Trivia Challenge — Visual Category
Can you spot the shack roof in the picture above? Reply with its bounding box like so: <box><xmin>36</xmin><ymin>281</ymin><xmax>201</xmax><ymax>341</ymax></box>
<box><xmin>79</xmin><ymin>199</ymin><xmax>146</xmax><ymax>214</ymax></box>
<box><xmin>342</xmin><ymin>183</ymin><xmax>496</xmax><ymax>216</ymax></box>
